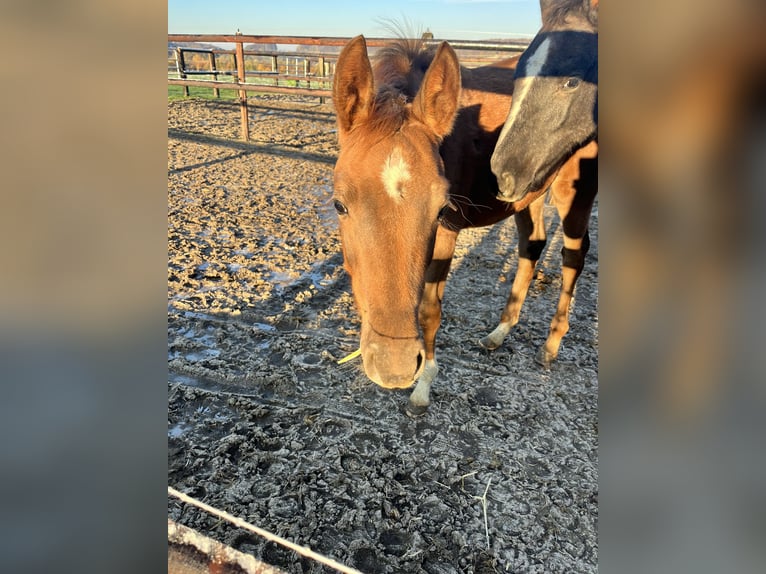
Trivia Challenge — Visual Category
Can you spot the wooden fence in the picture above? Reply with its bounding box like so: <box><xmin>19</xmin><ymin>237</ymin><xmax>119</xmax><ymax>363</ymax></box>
<box><xmin>168</xmin><ymin>33</ymin><xmax>529</xmax><ymax>141</ymax></box>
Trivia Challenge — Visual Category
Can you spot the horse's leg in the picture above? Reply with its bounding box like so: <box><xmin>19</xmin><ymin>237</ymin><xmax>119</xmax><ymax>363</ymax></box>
<box><xmin>407</xmin><ymin>226</ymin><xmax>459</xmax><ymax>417</ymax></box>
<box><xmin>537</xmin><ymin>166</ymin><xmax>598</xmax><ymax>367</ymax></box>
<box><xmin>479</xmin><ymin>195</ymin><xmax>547</xmax><ymax>350</ymax></box>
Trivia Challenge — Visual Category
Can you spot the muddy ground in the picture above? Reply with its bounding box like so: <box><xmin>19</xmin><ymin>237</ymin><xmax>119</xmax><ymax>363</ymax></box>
<box><xmin>168</xmin><ymin>96</ymin><xmax>598</xmax><ymax>574</ymax></box>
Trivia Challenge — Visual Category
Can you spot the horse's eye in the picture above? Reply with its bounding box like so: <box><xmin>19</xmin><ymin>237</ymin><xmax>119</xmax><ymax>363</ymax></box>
<box><xmin>437</xmin><ymin>200</ymin><xmax>456</xmax><ymax>221</ymax></box>
<box><xmin>563</xmin><ymin>77</ymin><xmax>581</xmax><ymax>89</ymax></box>
<box><xmin>333</xmin><ymin>199</ymin><xmax>348</xmax><ymax>215</ymax></box>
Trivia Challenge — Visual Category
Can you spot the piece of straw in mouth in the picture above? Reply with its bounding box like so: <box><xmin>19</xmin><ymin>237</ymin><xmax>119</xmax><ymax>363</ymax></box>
<box><xmin>337</xmin><ymin>348</ymin><xmax>361</xmax><ymax>364</ymax></box>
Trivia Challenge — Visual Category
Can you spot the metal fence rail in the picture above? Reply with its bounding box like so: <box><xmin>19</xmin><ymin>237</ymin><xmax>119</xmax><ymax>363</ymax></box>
<box><xmin>168</xmin><ymin>32</ymin><xmax>529</xmax><ymax>141</ymax></box>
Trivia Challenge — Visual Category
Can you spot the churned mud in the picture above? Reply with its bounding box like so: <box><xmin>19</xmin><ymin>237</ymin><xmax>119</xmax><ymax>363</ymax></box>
<box><xmin>168</xmin><ymin>96</ymin><xmax>598</xmax><ymax>573</ymax></box>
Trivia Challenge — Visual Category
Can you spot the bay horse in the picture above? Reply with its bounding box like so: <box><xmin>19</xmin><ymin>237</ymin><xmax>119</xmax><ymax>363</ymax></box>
<box><xmin>332</xmin><ymin>34</ymin><xmax>596</xmax><ymax>415</ymax></box>
<box><xmin>491</xmin><ymin>0</ymin><xmax>598</xmax><ymax>202</ymax></box>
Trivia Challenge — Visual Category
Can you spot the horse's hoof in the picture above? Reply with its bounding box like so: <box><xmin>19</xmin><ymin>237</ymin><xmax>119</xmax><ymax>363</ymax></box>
<box><xmin>405</xmin><ymin>401</ymin><xmax>429</xmax><ymax>418</ymax></box>
<box><xmin>535</xmin><ymin>348</ymin><xmax>556</xmax><ymax>369</ymax></box>
<box><xmin>479</xmin><ymin>336</ymin><xmax>500</xmax><ymax>351</ymax></box>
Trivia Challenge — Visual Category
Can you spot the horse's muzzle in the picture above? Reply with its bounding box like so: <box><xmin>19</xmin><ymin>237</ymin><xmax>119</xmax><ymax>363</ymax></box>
<box><xmin>495</xmin><ymin>171</ymin><xmax>527</xmax><ymax>203</ymax></box>
<box><xmin>362</xmin><ymin>341</ymin><xmax>425</xmax><ymax>389</ymax></box>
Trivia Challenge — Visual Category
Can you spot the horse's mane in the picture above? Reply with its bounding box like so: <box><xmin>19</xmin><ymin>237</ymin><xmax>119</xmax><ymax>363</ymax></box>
<box><xmin>363</xmin><ymin>37</ymin><xmax>438</xmax><ymax>136</ymax></box>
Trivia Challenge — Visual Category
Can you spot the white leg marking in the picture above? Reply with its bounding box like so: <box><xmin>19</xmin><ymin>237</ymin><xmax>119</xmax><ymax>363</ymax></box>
<box><xmin>480</xmin><ymin>322</ymin><xmax>512</xmax><ymax>350</ymax></box>
<box><xmin>380</xmin><ymin>146</ymin><xmax>411</xmax><ymax>200</ymax></box>
<box><xmin>409</xmin><ymin>358</ymin><xmax>437</xmax><ymax>407</ymax></box>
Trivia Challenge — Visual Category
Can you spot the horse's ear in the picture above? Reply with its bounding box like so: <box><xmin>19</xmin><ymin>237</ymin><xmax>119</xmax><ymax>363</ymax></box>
<box><xmin>412</xmin><ymin>41</ymin><xmax>461</xmax><ymax>140</ymax></box>
<box><xmin>333</xmin><ymin>35</ymin><xmax>375</xmax><ymax>139</ymax></box>
<box><xmin>589</xmin><ymin>0</ymin><xmax>598</xmax><ymax>27</ymax></box>
<box><xmin>539</xmin><ymin>0</ymin><xmax>555</xmax><ymax>24</ymax></box>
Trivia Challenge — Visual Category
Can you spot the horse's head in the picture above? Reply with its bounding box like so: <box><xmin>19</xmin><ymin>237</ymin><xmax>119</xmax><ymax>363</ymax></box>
<box><xmin>491</xmin><ymin>0</ymin><xmax>598</xmax><ymax>202</ymax></box>
<box><xmin>332</xmin><ymin>35</ymin><xmax>461</xmax><ymax>389</ymax></box>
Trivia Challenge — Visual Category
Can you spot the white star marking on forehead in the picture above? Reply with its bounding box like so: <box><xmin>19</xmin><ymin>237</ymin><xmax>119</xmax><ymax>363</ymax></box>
<box><xmin>380</xmin><ymin>146</ymin><xmax>411</xmax><ymax>200</ymax></box>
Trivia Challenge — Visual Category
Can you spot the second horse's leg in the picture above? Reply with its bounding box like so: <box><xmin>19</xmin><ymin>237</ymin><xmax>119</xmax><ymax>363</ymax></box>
<box><xmin>537</xmin><ymin>145</ymin><xmax>598</xmax><ymax>367</ymax></box>
<box><xmin>480</xmin><ymin>196</ymin><xmax>547</xmax><ymax>350</ymax></box>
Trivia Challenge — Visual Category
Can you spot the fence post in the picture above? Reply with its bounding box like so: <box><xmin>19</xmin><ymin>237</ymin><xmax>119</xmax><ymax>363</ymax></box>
<box><xmin>318</xmin><ymin>56</ymin><xmax>326</xmax><ymax>104</ymax></box>
<box><xmin>234</xmin><ymin>32</ymin><xmax>249</xmax><ymax>141</ymax></box>
<box><xmin>209</xmin><ymin>51</ymin><xmax>219</xmax><ymax>98</ymax></box>
<box><xmin>270</xmin><ymin>55</ymin><xmax>278</xmax><ymax>87</ymax></box>
<box><xmin>176</xmin><ymin>48</ymin><xmax>189</xmax><ymax>97</ymax></box>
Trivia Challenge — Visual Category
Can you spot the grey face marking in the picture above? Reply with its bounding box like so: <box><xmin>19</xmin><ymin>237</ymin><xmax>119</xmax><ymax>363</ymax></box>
<box><xmin>496</xmin><ymin>36</ymin><xmax>553</xmax><ymax>144</ymax></box>
<box><xmin>521</xmin><ymin>35</ymin><xmax>552</xmax><ymax>78</ymax></box>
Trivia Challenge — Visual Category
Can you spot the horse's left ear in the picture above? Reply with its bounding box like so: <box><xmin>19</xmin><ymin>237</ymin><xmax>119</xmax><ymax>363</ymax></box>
<box><xmin>412</xmin><ymin>41</ymin><xmax>461</xmax><ymax>140</ymax></box>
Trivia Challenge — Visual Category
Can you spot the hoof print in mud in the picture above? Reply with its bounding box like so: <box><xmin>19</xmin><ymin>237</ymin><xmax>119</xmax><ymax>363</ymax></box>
<box><xmin>349</xmin><ymin>543</ymin><xmax>384</xmax><ymax>574</ymax></box>
<box><xmin>473</xmin><ymin>386</ymin><xmax>502</xmax><ymax>408</ymax></box>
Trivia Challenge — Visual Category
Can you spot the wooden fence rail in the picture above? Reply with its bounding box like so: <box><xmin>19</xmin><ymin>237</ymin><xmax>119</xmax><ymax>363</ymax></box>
<box><xmin>168</xmin><ymin>33</ymin><xmax>529</xmax><ymax>141</ymax></box>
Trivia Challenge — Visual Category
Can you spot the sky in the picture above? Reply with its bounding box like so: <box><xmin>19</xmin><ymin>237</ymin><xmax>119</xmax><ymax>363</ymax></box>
<box><xmin>168</xmin><ymin>0</ymin><xmax>543</xmax><ymax>41</ymax></box>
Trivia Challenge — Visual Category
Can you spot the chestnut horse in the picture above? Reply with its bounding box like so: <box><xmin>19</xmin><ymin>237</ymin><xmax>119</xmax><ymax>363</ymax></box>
<box><xmin>491</xmin><ymin>0</ymin><xmax>598</xmax><ymax>201</ymax></box>
<box><xmin>332</xmin><ymin>35</ymin><xmax>596</xmax><ymax>415</ymax></box>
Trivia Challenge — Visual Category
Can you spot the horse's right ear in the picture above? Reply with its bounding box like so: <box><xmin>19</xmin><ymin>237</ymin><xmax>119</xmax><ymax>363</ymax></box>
<box><xmin>333</xmin><ymin>35</ymin><xmax>375</xmax><ymax>140</ymax></box>
<box><xmin>411</xmin><ymin>41</ymin><xmax>461</xmax><ymax>140</ymax></box>
<box><xmin>589</xmin><ymin>0</ymin><xmax>598</xmax><ymax>28</ymax></box>
<box><xmin>539</xmin><ymin>0</ymin><xmax>555</xmax><ymax>24</ymax></box>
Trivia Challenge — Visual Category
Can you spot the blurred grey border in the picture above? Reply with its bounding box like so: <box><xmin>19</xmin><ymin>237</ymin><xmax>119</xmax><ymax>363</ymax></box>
<box><xmin>0</xmin><ymin>1</ymin><xmax>168</xmax><ymax>572</ymax></box>
<box><xmin>0</xmin><ymin>1</ymin><xmax>764</xmax><ymax>573</ymax></box>
<box><xmin>600</xmin><ymin>1</ymin><xmax>765</xmax><ymax>573</ymax></box>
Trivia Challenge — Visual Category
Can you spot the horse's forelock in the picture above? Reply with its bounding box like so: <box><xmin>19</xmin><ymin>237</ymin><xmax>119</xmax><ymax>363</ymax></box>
<box><xmin>367</xmin><ymin>91</ymin><xmax>408</xmax><ymax>137</ymax></box>
<box><xmin>373</xmin><ymin>38</ymin><xmax>436</xmax><ymax>98</ymax></box>
<box><xmin>355</xmin><ymin>37</ymin><xmax>437</xmax><ymax>138</ymax></box>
